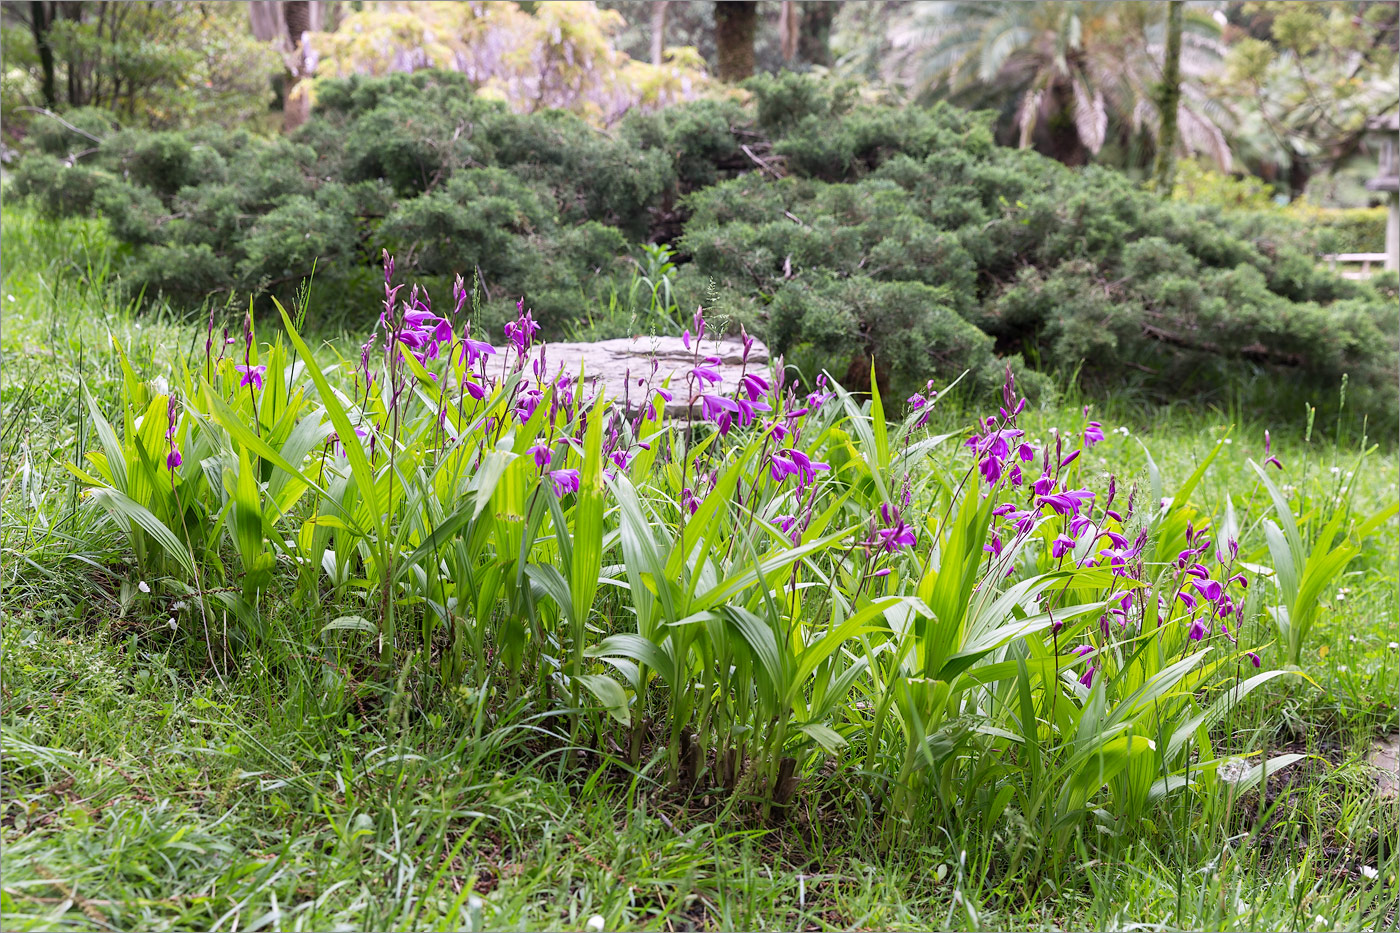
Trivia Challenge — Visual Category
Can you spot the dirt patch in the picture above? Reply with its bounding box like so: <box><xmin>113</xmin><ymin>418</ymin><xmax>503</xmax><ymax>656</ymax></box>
<box><xmin>1368</xmin><ymin>733</ymin><xmax>1398</xmax><ymax>798</ymax></box>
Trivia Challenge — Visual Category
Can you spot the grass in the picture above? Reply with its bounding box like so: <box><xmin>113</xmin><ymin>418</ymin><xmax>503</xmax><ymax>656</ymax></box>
<box><xmin>2</xmin><ymin>208</ymin><xmax>1397</xmax><ymax>932</ymax></box>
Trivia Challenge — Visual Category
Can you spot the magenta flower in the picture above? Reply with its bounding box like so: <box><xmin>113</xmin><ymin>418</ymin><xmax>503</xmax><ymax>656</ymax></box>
<box><xmin>1177</xmin><ymin>590</ymin><xmax>1199</xmax><ymax>612</ymax></box>
<box><xmin>979</xmin><ymin>455</ymin><xmax>1004</xmax><ymax>486</ymax></box>
<box><xmin>547</xmin><ymin>468</ymin><xmax>580</xmax><ymax>497</ymax></box>
<box><xmin>700</xmin><ymin>393</ymin><xmax>739</xmax><ymax>423</ymax></box>
<box><xmin>1084</xmin><ymin>421</ymin><xmax>1104</xmax><ymax>447</ymax></box>
<box><xmin>740</xmin><ymin>372</ymin><xmax>769</xmax><ymax>401</ymax></box>
<box><xmin>528</xmin><ymin>443</ymin><xmax>552</xmax><ymax>470</ymax></box>
<box><xmin>1098</xmin><ymin>546</ymin><xmax>1134</xmax><ymax>575</ymax></box>
<box><xmin>769</xmin><ymin>448</ymin><xmax>831</xmax><ymax>486</ymax></box>
<box><xmin>1187</xmin><ymin>619</ymin><xmax>1208</xmax><ymax>641</ymax></box>
<box><xmin>1263</xmin><ymin>430</ymin><xmax>1283</xmax><ymax>470</ymax></box>
<box><xmin>1004</xmin><ymin>509</ymin><xmax>1037</xmax><ymax>535</ymax></box>
<box><xmin>459</xmin><ymin>337</ymin><xmax>496</xmax><ymax>367</ymax></box>
<box><xmin>1051</xmin><ymin>534</ymin><xmax>1076</xmax><ymax>558</ymax></box>
<box><xmin>236</xmin><ymin>364</ymin><xmax>266</xmax><ymax>390</ymax></box>
<box><xmin>770</xmin><ymin>513</ymin><xmax>801</xmax><ymax>543</ymax></box>
<box><xmin>734</xmin><ymin>396</ymin><xmax>771</xmax><ymax>428</ymax></box>
<box><xmin>1192</xmin><ymin>579</ymin><xmax>1223</xmax><ymax>602</ymax></box>
<box><xmin>874</xmin><ymin>520</ymin><xmax>917</xmax><ymax>553</ymax></box>
<box><xmin>1246</xmin><ymin>651</ymin><xmax>1262</xmax><ymax>668</ymax></box>
<box><xmin>690</xmin><ymin>361</ymin><xmax>722</xmax><ymax>386</ymax></box>
<box><xmin>504</xmin><ymin>307</ymin><xmax>540</xmax><ymax>354</ymax></box>
<box><xmin>166</xmin><ymin>448</ymin><xmax>182</xmax><ymax>470</ymax></box>
<box><xmin>1037</xmin><ymin>489</ymin><xmax>1094</xmax><ymax>516</ymax></box>
<box><xmin>681</xmin><ymin>487</ymin><xmax>702</xmax><ymax>515</ymax></box>
<box><xmin>515</xmin><ymin>389</ymin><xmax>543</xmax><ymax>422</ymax></box>
<box><xmin>1098</xmin><ymin>530</ymin><xmax>1128</xmax><ymax>549</ymax></box>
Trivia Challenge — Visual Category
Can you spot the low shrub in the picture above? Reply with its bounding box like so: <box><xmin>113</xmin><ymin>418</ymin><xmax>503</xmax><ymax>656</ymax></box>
<box><xmin>10</xmin><ymin>72</ymin><xmax>1396</xmax><ymax>423</ymax></box>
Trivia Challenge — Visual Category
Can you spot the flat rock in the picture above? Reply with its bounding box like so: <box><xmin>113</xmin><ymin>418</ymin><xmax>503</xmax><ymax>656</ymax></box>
<box><xmin>1369</xmin><ymin>733</ymin><xmax>1398</xmax><ymax>798</ymax></box>
<box><xmin>518</xmin><ymin>334</ymin><xmax>769</xmax><ymax>415</ymax></box>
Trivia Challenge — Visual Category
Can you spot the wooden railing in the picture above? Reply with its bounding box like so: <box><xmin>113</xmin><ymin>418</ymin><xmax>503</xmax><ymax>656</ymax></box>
<box><xmin>1322</xmin><ymin>252</ymin><xmax>1388</xmax><ymax>279</ymax></box>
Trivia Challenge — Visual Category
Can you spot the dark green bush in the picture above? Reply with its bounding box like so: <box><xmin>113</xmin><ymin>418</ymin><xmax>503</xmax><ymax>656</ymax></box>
<box><xmin>11</xmin><ymin>71</ymin><xmax>1395</xmax><ymax>422</ymax></box>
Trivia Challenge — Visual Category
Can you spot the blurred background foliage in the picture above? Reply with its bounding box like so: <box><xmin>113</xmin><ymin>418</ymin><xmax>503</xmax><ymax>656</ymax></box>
<box><xmin>1</xmin><ymin>1</ymin><xmax>1395</xmax><ymax>426</ymax></box>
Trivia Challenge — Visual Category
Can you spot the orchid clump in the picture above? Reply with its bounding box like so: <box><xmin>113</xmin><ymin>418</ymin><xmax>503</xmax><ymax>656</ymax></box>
<box><xmin>65</xmin><ymin>250</ymin><xmax>1333</xmax><ymax>851</ymax></box>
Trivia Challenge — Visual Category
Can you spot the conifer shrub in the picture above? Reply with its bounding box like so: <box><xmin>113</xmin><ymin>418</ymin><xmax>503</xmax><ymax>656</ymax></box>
<box><xmin>10</xmin><ymin>71</ymin><xmax>1395</xmax><ymax>420</ymax></box>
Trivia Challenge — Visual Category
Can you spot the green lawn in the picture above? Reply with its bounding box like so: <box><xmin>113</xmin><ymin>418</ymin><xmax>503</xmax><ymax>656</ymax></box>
<box><xmin>2</xmin><ymin>210</ymin><xmax>1396</xmax><ymax>932</ymax></box>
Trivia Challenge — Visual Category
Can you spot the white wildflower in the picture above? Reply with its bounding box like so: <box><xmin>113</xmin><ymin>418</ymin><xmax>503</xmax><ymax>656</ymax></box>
<box><xmin>1361</xmin><ymin>865</ymin><xmax>1379</xmax><ymax>880</ymax></box>
<box><xmin>138</xmin><ymin>580</ymin><xmax>151</xmax><ymax>594</ymax></box>
<box><xmin>586</xmin><ymin>916</ymin><xmax>606</xmax><ymax>933</ymax></box>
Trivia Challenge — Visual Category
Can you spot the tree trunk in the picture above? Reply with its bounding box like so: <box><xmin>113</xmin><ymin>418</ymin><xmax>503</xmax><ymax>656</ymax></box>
<box><xmin>714</xmin><ymin>1</ymin><xmax>757</xmax><ymax>82</ymax></box>
<box><xmin>283</xmin><ymin>0</ymin><xmax>311</xmax><ymax>48</ymax></box>
<box><xmin>779</xmin><ymin>1</ymin><xmax>798</xmax><ymax>63</ymax></box>
<box><xmin>1152</xmin><ymin>0</ymin><xmax>1184</xmax><ymax>192</ymax></box>
<box><xmin>649</xmin><ymin>0</ymin><xmax>668</xmax><ymax>66</ymax></box>
<box><xmin>58</xmin><ymin>0</ymin><xmax>83</xmax><ymax>107</ymax></box>
<box><xmin>281</xmin><ymin>1</ymin><xmax>315</xmax><ymax>132</ymax></box>
<box><xmin>248</xmin><ymin>0</ymin><xmax>290</xmax><ymax>48</ymax></box>
<box><xmin>798</xmin><ymin>1</ymin><xmax>835</xmax><ymax>67</ymax></box>
<box><xmin>28</xmin><ymin>1</ymin><xmax>56</xmax><ymax>109</ymax></box>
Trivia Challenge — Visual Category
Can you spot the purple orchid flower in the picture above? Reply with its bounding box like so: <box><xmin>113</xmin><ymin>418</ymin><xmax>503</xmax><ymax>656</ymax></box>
<box><xmin>1192</xmin><ymin>579</ymin><xmax>1223</xmax><ymax>602</ymax></box>
<box><xmin>547</xmin><ymin>468</ymin><xmax>580</xmax><ymax>497</ymax></box>
<box><xmin>236</xmin><ymin>364</ymin><xmax>267</xmax><ymax>390</ymax></box>
<box><xmin>769</xmin><ymin>448</ymin><xmax>830</xmax><ymax>486</ymax></box>
<box><xmin>700</xmin><ymin>393</ymin><xmax>739</xmax><ymax>424</ymax></box>
<box><xmin>740</xmin><ymin>372</ymin><xmax>769</xmax><ymax>401</ymax></box>
<box><xmin>1037</xmin><ymin>489</ymin><xmax>1094</xmax><ymax>516</ymax></box>
<box><xmin>504</xmin><ymin>307</ymin><xmax>540</xmax><ymax>354</ymax></box>
<box><xmin>460</xmin><ymin>337</ymin><xmax>496</xmax><ymax>367</ymax></box>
